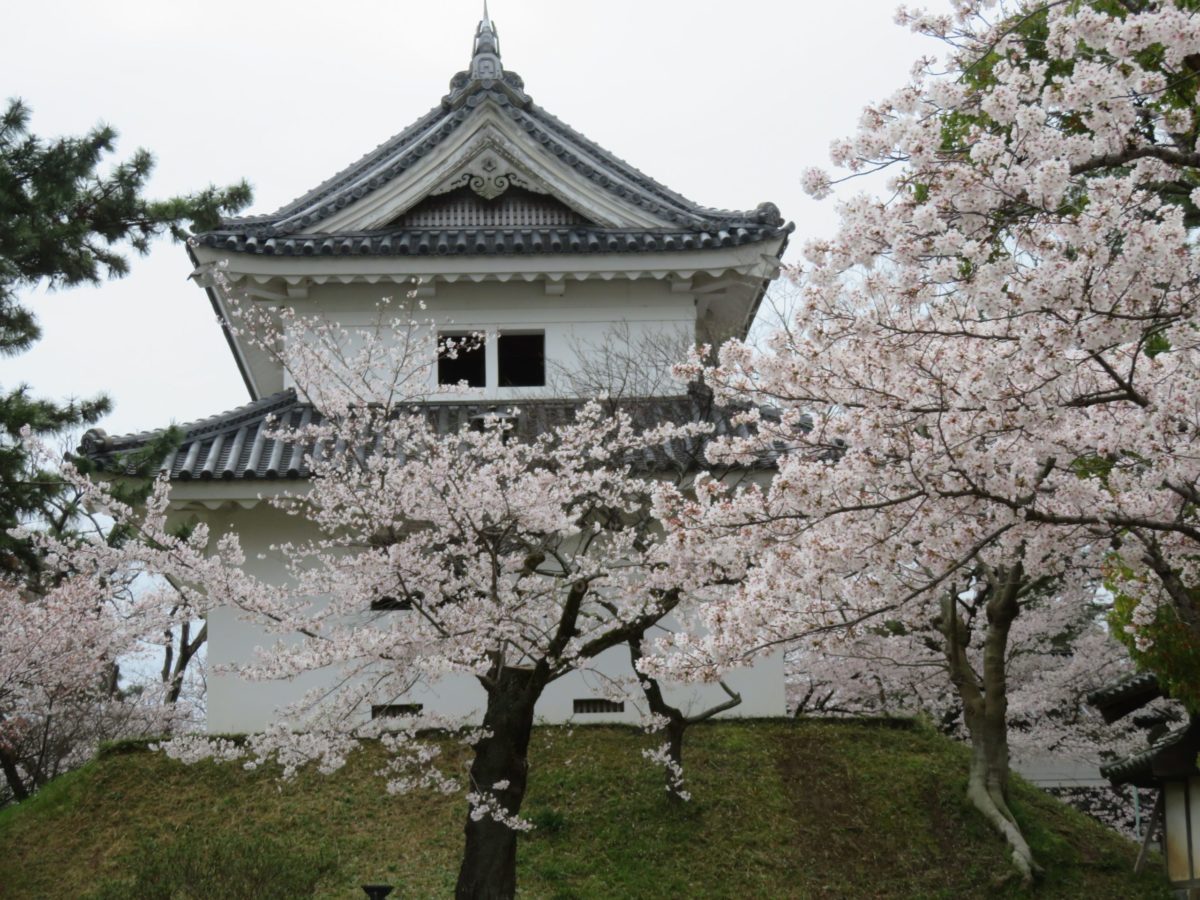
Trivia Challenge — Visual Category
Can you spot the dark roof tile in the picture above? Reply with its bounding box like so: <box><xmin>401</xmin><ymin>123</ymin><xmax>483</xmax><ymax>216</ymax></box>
<box><xmin>1100</xmin><ymin>720</ymin><xmax>1200</xmax><ymax>787</ymax></box>
<box><xmin>195</xmin><ymin>223</ymin><xmax>791</xmax><ymax>258</ymax></box>
<box><xmin>80</xmin><ymin>390</ymin><xmax>782</xmax><ymax>482</ymax></box>
<box><xmin>198</xmin><ymin>57</ymin><xmax>789</xmax><ymax>255</ymax></box>
<box><xmin>1087</xmin><ymin>672</ymin><xmax>1163</xmax><ymax>724</ymax></box>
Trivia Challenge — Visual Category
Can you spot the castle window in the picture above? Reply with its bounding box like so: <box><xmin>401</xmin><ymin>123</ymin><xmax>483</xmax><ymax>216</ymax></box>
<box><xmin>371</xmin><ymin>703</ymin><xmax>423</xmax><ymax>719</ymax></box>
<box><xmin>438</xmin><ymin>333</ymin><xmax>485</xmax><ymax>387</ymax></box>
<box><xmin>371</xmin><ymin>595</ymin><xmax>415</xmax><ymax>611</ymax></box>
<box><xmin>573</xmin><ymin>698</ymin><xmax>625</xmax><ymax>715</ymax></box>
<box><xmin>498</xmin><ymin>332</ymin><xmax>545</xmax><ymax>387</ymax></box>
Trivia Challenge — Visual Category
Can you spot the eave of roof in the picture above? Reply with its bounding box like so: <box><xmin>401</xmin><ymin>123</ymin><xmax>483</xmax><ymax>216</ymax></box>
<box><xmin>187</xmin><ymin>243</ymin><xmax>257</xmax><ymax>399</ymax></box>
<box><xmin>79</xmin><ymin>390</ymin><xmax>782</xmax><ymax>482</ymax></box>
<box><xmin>1100</xmin><ymin>720</ymin><xmax>1200</xmax><ymax>787</ymax></box>
<box><xmin>194</xmin><ymin>223</ymin><xmax>792</xmax><ymax>258</ymax></box>
<box><xmin>1087</xmin><ymin>672</ymin><xmax>1163</xmax><ymax>724</ymax></box>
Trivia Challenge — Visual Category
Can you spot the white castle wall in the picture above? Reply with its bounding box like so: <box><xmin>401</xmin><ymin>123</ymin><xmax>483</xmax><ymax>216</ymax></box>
<box><xmin>201</xmin><ymin>503</ymin><xmax>785</xmax><ymax>735</ymax></box>
<box><xmin>279</xmin><ymin>278</ymin><xmax>695</xmax><ymax>402</ymax></box>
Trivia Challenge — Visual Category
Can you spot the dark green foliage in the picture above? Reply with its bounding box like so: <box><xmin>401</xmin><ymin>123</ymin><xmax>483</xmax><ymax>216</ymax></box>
<box><xmin>1110</xmin><ymin>591</ymin><xmax>1200</xmax><ymax>713</ymax></box>
<box><xmin>0</xmin><ymin>97</ymin><xmax>250</xmax><ymax>576</ymax></box>
<box><xmin>0</xmin><ymin>98</ymin><xmax>251</xmax><ymax>353</ymax></box>
<box><xmin>0</xmin><ymin>386</ymin><xmax>110</xmax><ymax>575</ymax></box>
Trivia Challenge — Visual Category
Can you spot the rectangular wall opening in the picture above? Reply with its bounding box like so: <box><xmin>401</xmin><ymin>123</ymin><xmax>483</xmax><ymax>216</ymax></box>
<box><xmin>371</xmin><ymin>703</ymin><xmax>424</xmax><ymax>719</ymax></box>
<box><xmin>498</xmin><ymin>332</ymin><xmax>545</xmax><ymax>387</ymax></box>
<box><xmin>370</xmin><ymin>594</ymin><xmax>415</xmax><ymax>611</ymax></box>
<box><xmin>573</xmin><ymin>698</ymin><xmax>625</xmax><ymax>715</ymax></box>
<box><xmin>438</xmin><ymin>333</ymin><xmax>485</xmax><ymax>387</ymax></box>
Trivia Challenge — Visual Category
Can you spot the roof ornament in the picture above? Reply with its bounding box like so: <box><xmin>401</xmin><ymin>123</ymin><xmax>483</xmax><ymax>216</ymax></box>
<box><xmin>471</xmin><ymin>3</ymin><xmax>502</xmax><ymax>81</ymax></box>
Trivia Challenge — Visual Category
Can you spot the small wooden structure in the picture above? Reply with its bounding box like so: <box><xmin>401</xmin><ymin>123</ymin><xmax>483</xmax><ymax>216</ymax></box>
<box><xmin>1090</xmin><ymin>674</ymin><xmax>1200</xmax><ymax>891</ymax></box>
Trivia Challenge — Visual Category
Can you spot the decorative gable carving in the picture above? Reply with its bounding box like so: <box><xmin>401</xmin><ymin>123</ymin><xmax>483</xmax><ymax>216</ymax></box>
<box><xmin>430</xmin><ymin>144</ymin><xmax>549</xmax><ymax>201</ymax></box>
<box><xmin>305</xmin><ymin>111</ymin><xmax>669</xmax><ymax>233</ymax></box>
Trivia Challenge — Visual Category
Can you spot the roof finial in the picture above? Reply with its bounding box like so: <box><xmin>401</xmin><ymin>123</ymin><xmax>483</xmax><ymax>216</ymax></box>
<box><xmin>471</xmin><ymin>3</ymin><xmax>502</xmax><ymax>80</ymax></box>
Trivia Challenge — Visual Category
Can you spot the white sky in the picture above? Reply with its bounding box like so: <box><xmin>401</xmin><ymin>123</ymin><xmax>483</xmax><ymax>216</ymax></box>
<box><xmin>0</xmin><ymin>0</ymin><xmax>947</xmax><ymax>438</ymax></box>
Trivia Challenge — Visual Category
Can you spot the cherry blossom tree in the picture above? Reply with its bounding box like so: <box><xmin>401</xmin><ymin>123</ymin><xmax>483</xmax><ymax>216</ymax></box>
<box><xmin>133</xmin><ymin>286</ymin><xmax>749</xmax><ymax>899</ymax></box>
<box><xmin>789</xmin><ymin>586</ymin><xmax>1165</xmax><ymax>779</ymax></box>
<box><xmin>784</xmin><ymin>583</ymin><xmax>1184</xmax><ymax>838</ymax></box>
<box><xmin>652</xmin><ymin>0</ymin><xmax>1200</xmax><ymax>882</ymax></box>
<box><xmin>0</xmin><ymin>572</ymin><xmax>128</xmax><ymax>800</ymax></box>
<box><xmin>0</xmin><ymin>571</ymin><xmax>202</xmax><ymax>803</ymax></box>
<box><xmin>0</xmin><ymin>439</ymin><xmax>235</xmax><ymax>802</ymax></box>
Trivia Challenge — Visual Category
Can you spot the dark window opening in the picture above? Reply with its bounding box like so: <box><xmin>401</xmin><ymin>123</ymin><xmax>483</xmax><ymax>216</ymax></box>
<box><xmin>371</xmin><ymin>594</ymin><xmax>416</xmax><ymax>611</ymax></box>
<box><xmin>371</xmin><ymin>703</ymin><xmax>423</xmax><ymax>719</ymax></box>
<box><xmin>573</xmin><ymin>698</ymin><xmax>625</xmax><ymax>715</ymax></box>
<box><xmin>438</xmin><ymin>333</ymin><xmax>485</xmax><ymax>387</ymax></box>
<box><xmin>469</xmin><ymin>410</ymin><xmax>519</xmax><ymax>436</ymax></box>
<box><xmin>498</xmin><ymin>333</ymin><xmax>545</xmax><ymax>387</ymax></box>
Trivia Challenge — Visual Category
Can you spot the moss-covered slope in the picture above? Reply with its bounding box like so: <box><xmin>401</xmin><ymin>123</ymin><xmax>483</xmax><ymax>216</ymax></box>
<box><xmin>0</xmin><ymin>720</ymin><xmax>1170</xmax><ymax>898</ymax></box>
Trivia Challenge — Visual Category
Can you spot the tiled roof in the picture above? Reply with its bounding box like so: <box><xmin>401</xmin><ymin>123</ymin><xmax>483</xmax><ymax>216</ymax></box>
<box><xmin>1100</xmin><ymin>720</ymin><xmax>1200</xmax><ymax>787</ymax></box>
<box><xmin>196</xmin><ymin>224</ymin><xmax>787</xmax><ymax>258</ymax></box>
<box><xmin>79</xmin><ymin>390</ymin><xmax>781</xmax><ymax>482</ymax></box>
<box><xmin>1086</xmin><ymin>672</ymin><xmax>1163</xmax><ymax>724</ymax></box>
<box><xmin>196</xmin><ymin>14</ymin><xmax>790</xmax><ymax>257</ymax></box>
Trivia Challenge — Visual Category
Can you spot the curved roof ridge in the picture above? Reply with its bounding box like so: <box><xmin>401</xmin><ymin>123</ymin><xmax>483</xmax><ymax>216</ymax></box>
<box><xmin>521</xmin><ymin>102</ymin><xmax>710</xmax><ymax>220</ymax></box>
<box><xmin>79</xmin><ymin>394</ymin><xmax>780</xmax><ymax>481</ymax></box>
<box><xmin>81</xmin><ymin>389</ymin><xmax>300</xmax><ymax>455</ymax></box>
<box><xmin>194</xmin><ymin>222</ymin><xmax>790</xmax><ymax>258</ymax></box>
<box><xmin>195</xmin><ymin>14</ymin><xmax>787</xmax><ymax>244</ymax></box>
<box><xmin>266</xmin><ymin>103</ymin><xmax>459</xmax><ymax>229</ymax></box>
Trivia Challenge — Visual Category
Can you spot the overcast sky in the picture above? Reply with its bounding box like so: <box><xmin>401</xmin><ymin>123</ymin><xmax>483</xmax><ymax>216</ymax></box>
<box><xmin>1</xmin><ymin>0</ymin><xmax>948</xmax><ymax>438</ymax></box>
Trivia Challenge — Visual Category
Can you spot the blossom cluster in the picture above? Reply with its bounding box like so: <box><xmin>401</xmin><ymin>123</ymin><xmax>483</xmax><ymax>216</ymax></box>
<box><xmin>658</xmin><ymin>0</ymin><xmax>1200</xmax><ymax>682</ymax></box>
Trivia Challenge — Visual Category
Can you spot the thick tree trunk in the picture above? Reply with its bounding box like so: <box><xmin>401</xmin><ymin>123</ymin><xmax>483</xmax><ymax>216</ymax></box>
<box><xmin>938</xmin><ymin>568</ymin><xmax>1040</xmax><ymax>885</ymax></box>
<box><xmin>455</xmin><ymin>667</ymin><xmax>542</xmax><ymax>900</ymax></box>
<box><xmin>0</xmin><ymin>745</ymin><xmax>29</xmax><ymax>802</ymax></box>
<box><xmin>963</xmin><ymin>701</ymin><xmax>1037</xmax><ymax>883</ymax></box>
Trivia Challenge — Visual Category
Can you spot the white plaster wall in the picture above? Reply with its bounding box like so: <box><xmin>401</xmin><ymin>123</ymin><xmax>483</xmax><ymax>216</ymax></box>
<box><xmin>279</xmin><ymin>278</ymin><xmax>694</xmax><ymax>401</ymax></box>
<box><xmin>200</xmin><ymin>503</ymin><xmax>785</xmax><ymax>735</ymax></box>
<box><xmin>203</xmin><ymin>506</ymin><xmax>331</xmax><ymax>734</ymax></box>
<box><xmin>1011</xmin><ymin>755</ymin><xmax>1106</xmax><ymax>789</ymax></box>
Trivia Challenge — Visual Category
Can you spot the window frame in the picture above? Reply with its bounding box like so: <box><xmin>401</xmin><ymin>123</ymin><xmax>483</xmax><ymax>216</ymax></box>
<box><xmin>496</xmin><ymin>330</ymin><xmax>546</xmax><ymax>388</ymax></box>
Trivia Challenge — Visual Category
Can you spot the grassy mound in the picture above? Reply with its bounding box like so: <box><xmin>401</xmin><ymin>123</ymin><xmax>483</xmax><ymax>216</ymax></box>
<box><xmin>0</xmin><ymin>720</ymin><xmax>1169</xmax><ymax>898</ymax></box>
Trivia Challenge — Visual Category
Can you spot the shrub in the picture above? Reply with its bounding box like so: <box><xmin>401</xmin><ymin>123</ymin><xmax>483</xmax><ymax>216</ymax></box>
<box><xmin>90</xmin><ymin>832</ymin><xmax>336</xmax><ymax>899</ymax></box>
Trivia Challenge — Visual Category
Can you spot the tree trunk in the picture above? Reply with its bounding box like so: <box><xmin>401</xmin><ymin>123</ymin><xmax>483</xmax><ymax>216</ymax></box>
<box><xmin>165</xmin><ymin>621</ymin><xmax>206</xmax><ymax>704</ymax></box>
<box><xmin>628</xmin><ymin>640</ymin><xmax>689</xmax><ymax>802</ymax></box>
<box><xmin>0</xmin><ymin>745</ymin><xmax>29</xmax><ymax>803</ymax></box>
<box><xmin>664</xmin><ymin>717</ymin><xmax>685</xmax><ymax>768</ymax></box>
<box><xmin>627</xmin><ymin>638</ymin><xmax>740</xmax><ymax>803</ymax></box>
<box><xmin>455</xmin><ymin>667</ymin><xmax>542</xmax><ymax>900</ymax></box>
<box><xmin>938</xmin><ymin>568</ymin><xmax>1040</xmax><ymax>885</ymax></box>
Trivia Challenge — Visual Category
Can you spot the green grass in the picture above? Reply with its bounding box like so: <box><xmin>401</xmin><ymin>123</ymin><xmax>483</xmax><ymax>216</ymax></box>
<box><xmin>0</xmin><ymin>720</ymin><xmax>1170</xmax><ymax>898</ymax></box>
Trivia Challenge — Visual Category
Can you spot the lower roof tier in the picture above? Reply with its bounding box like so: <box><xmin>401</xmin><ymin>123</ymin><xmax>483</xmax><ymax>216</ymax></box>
<box><xmin>80</xmin><ymin>390</ymin><xmax>787</xmax><ymax>483</ymax></box>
